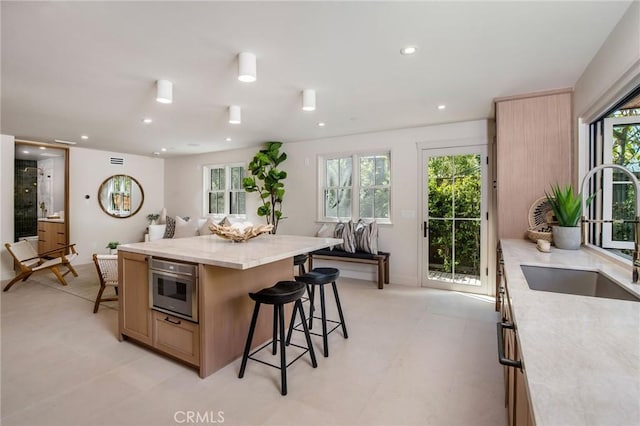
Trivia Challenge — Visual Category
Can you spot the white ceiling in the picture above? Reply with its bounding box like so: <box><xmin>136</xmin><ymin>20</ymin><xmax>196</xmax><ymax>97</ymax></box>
<box><xmin>1</xmin><ymin>1</ymin><xmax>632</xmax><ymax>158</ymax></box>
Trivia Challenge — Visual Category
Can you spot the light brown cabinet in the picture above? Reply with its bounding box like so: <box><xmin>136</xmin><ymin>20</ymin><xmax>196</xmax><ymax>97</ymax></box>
<box><xmin>118</xmin><ymin>252</ymin><xmax>201</xmax><ymax>367</ymax></box>
<box><xmin>498</xmin><ymin>251</ymin><xmax>535</xmax><ymax>426</ymax></box>
<box><xmin>118</xmin><ymin>251</ymin><xmax>152</xmax><ymax>345</ymax></box>
<box><xmin>152</xmin><ymin>311</ymin><xmax>200</xmax><ymax>366</ymax></box>
<box><xmin>495</xmin><ymin>89</ymin><xmax>573</xmax><ymax>239</ymax></box>
<box><xmin>37</xmin><ymin>220</ymin><xmax>66</xmax><ymax>254</ymax></box>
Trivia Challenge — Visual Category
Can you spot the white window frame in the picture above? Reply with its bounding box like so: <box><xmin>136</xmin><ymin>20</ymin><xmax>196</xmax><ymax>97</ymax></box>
<box><xmin>202</xmin><ymin>163</ymin><xmax>247</xmax><ymax>219</ymax></box>
<box><xmin>602</xmin><ymin>115</ymin><xmax>640</xmax><ymax>250</ymax></box>
<box><xmin>317</xmin><ymin>150</ymin><xmax>392</xmax><ymax>223</ymax></box>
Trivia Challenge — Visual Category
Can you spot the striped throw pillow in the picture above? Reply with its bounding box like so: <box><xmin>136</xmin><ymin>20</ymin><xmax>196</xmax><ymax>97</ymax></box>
<box><xmin>354</xmin><ymin>219</ymin><xmax>378</xmax><ymax>254</ymax></box>
<box><xmin>334</xmin><ymin>220</ymin><xmax>356</xmax><ymax>253</ymax></box>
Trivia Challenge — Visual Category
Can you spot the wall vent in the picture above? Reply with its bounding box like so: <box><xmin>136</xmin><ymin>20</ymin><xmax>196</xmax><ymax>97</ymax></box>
<box><xmin>110</xmin><ymin>157</ymin><xmax>125</xmax><ymax>166</ymax></box>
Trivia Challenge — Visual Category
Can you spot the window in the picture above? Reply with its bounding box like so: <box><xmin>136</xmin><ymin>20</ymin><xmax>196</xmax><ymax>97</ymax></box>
<box><xmin>203</xmin><ymin>164</ymin><xmax>246</xmax><ymax>217</ymax></box>
<box><xmin>320</xmin><ymin>151</ymin><xmax>391</xmax><ymax>221</ymax></box>
<box><xmin>586</xmin><ymin>85</ymin><xmax>640</xmax><ymax>257</ymax></box>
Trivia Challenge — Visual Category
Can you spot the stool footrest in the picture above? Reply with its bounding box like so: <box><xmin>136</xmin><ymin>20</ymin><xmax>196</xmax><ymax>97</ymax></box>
<box><xmin>290</xmin><ymin>317</ymin><xmax>343</xmax><ymax>338</ymax></box>
<box><xmin>247</xmin><ymin>339</ymin><xmax>312</xmax><ymax>370</ymax></box>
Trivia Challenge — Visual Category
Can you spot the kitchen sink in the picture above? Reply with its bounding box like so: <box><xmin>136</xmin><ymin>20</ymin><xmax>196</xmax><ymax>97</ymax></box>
<box><xmin>520</xmin><ymin>265</ymin><xmax>640</xmax><ymax>302</ymax></box>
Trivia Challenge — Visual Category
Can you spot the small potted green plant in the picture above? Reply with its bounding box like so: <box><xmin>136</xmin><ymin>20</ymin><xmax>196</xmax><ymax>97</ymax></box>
<box><xmin>106</xmin><ymin>241</ymin><xmax>120</xmax><ymax>254</ymax></box>
<box><xmin>546</xmin><ymin>184</ymin><xmax>582</xmax><ymax>250</ymax></box>
<box><xmin>146</xmin><ymin>213</ymin><xmax>160</xmax><ymax>225</ymax></box>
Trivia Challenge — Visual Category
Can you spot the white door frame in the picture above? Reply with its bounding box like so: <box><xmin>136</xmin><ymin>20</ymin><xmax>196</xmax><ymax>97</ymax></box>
<box><xmin>419</xmin><ymin>144</ymin><xmax>489</xmax><ymax>294</ymax></box>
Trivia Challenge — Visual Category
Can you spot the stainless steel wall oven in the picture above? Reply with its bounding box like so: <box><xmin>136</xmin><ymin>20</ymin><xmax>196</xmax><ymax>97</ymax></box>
<box><xmin>149</xmin><ymin>257</ymin><xmax>198</xmax><ymax>322</ymax></box>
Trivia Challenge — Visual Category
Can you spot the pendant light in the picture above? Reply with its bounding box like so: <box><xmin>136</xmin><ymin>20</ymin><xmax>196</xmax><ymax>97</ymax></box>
<box><xmin>238</xmin><ymin>52</ymin><xmax>257</xmax><ymax>83</ymax></box>
<box><xmin>302</xmin><ymin>89</ymin><xmax>316</xmax><ymax>111</ymax></box>
<box><xmin>156</xmin><ymin>80</ymin><xmax>173</xmax><ymax>104</ymax></box>
<box><xmin>229</xmin><ymin>105</ymin><xmax>241</xmax><ymax>124</ymax></box>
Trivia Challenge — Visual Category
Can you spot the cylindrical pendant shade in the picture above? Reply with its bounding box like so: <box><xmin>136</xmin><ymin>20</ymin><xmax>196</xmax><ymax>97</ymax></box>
<box><xmin>238</xmin><ymin>52</ymin><xmax>257</xmax><ymax>83</ymax></box>
<box><xmin>156</xmin><ymin>80</ymin><xmax>173</xmax><ymax>104</ymax></box>
<box><xmin>302</xmin><ymin>89</ymin><xmax>316</xmax><ymax>111</ymax></box>
<box><xmin>229</xmin><ymin>105</ymin><xmax>241</xmax><ymax>124</ymax></box>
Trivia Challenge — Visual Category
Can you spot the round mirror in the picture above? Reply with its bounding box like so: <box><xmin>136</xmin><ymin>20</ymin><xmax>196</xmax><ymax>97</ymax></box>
<box><xmin>98</xmin><ymin>175</ymin><xmax>144</xmax><ymax>218</ymax></box>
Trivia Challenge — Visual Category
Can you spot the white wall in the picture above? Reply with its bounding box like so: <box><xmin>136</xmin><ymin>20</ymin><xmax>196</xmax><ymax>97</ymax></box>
<box><xmin>1</xmin><ymin>135</ymin><xmax>16</xmax><ymax>280</ymax></box>
<box><xmin>574</xmin><ymin>1</ymin><xmax>640</xmax><ymax>183</ymax></box>
<box><xmin>165</xmin><ymin>120</ymin><xmax>490</xmax><ymax>287</ymax></box>
<box><xmin>69</xmin><ymin>147</ymin><xmax>165</xmax><ymax>264</ymax></box>
<box><xmin>574</xmin><ymin>1</ymin><xmax>640</xmax><ymax>120</ymax></box>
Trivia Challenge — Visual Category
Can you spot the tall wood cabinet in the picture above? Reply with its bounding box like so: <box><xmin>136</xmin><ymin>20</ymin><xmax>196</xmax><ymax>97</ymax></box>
<box><xmin>37</xmin><ymin>220</ymin><xmax>66</xmax><ymax>254</ymax></box>
<box><xmin>495</xmin><ymin>89</ymin><xmax>573</xmax><ymax>238</ymax></box>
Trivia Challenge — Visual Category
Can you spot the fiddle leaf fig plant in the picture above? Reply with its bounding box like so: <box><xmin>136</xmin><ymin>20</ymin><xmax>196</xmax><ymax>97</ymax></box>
<box><xmin>242</xmin><ymin>141</ymin><xmax>287</xmax><ymax>233</ymax></box>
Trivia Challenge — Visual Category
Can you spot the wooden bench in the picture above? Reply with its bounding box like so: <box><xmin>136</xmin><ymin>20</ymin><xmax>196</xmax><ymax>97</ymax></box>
<box><xmin>308</xmin><ymin>249</ymin><xmax>390</xmax><ymax>289</ymax></box>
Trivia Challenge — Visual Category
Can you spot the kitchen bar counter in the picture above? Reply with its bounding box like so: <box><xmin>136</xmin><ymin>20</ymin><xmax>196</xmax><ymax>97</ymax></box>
<box><xmin>119</xmin><ymin>234</ymin><xmax>340</xmax><ymax>269</ymax></box>
<box><xmin>501</xmin><ymin>239</ymin><xmax>640</xmax><ymax>426</ymax></box>
<box><xmin>117</xmin><ymin>234</ymin><xmax>341</xmax><ymax>378</ymax></box>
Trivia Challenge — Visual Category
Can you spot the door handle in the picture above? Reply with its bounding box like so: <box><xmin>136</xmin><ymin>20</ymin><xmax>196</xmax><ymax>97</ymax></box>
<box><xmin>423</xmin><ymin>221</ymin><xmax>428</xmax><ymax>238</ymax></box>
<box><xmin>496</xmin><ymin>322</ymin><xmax>522</xmax><ymax>369</ymax></box>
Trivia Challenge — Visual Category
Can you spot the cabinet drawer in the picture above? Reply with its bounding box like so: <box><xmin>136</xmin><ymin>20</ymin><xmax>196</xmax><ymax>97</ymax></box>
<box><xmin>152</xmin><ymin>311</ymin><xmax>200</xmax><ymax>366</ymax></box>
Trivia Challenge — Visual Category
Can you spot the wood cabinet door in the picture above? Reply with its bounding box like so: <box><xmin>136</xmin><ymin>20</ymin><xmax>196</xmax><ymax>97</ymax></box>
<box><xmin>119</xmin><ymin>251</ymin><xmax>152</xmax><ymax>344</ymax></box>
<box><xmin>152</xmin><ymin>311</ymin><xmax>199</xmax><ymax>366</ymax></box>
<box><xmin>496</xmin><ymin>90</ymin><xmax>572</xmax><ymax>239</ymax></box>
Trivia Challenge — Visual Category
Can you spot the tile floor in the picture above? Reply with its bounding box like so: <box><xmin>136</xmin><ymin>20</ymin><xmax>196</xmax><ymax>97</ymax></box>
<box><xmin>1</xmin><ymin>264</ymin><xmax>506</xmax><ymax>426</ymax></box>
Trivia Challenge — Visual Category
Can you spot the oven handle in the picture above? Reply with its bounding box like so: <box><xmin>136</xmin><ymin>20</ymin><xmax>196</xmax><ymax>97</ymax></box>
<box><xmin>150</xmin><ymin>269</ymin><xmax>195</xmax><ymax>281</ymax></box>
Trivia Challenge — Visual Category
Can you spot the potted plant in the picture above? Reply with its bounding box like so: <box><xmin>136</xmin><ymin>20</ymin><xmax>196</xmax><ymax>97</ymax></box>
<box><xmin>242</xmin><ymin>141</ymin><xmax>287</xmax><ymax>234</ymax></box>
<box><xmin>106</xmin><ymin>241</ymin><xmax>120</xmax><ymax>254</ymax></box>
<box><xmin>546</xmin><ymin>184</ymin><xmax>582</xmax><ymax>250</ymax></box>
<box><xmin>146</xmin><ymin>213</ymin><xmax>160</xmax><ymax>225</ymax></box>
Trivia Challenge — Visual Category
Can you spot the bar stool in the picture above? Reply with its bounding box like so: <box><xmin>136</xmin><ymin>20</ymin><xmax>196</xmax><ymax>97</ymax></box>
<box><xmin>293</xmin><ymin>254</ymin><xmax>308</xmax><ymax>275</ymax></box>
<box><xmin>287</xmin><ymin>267</ymin><xmax>348</xmax><ymax>357</ymax></box>
<box><xmin>238</xmin><ymin>281</ymin><xmax>317</xmax><ymax>396</ymax></box>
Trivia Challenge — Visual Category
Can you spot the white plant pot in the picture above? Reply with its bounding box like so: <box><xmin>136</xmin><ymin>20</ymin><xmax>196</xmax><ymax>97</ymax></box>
<box><xmin>552</xmin><ymin>226</ymin><xmax>581</xmax><ymax>250</ymax></box>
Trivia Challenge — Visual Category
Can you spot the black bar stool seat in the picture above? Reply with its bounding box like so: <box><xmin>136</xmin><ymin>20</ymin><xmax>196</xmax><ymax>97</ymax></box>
<box><xmin>287</xmin><ymin>267</ymin><xmax>348</xmax><ymax>357</ymax></box>
<box><xmin>238</xmin><ymin>281</ymin><xmax>317</xmax><ymax>396</ymax></box>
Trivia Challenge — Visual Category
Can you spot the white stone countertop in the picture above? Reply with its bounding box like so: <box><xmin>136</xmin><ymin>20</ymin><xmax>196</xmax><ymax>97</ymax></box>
<box><xmin>37</xmin><ymin>218</ymin><xmax>64</xmax><ymax>223</ymax></box>
<box><xmin>500</xmin><ymin>239</ymin><xmax>640</xmax><ymax>426</ymax></box>
<box><xmin>118</xmin><ymin>234</ymin><xmax>342</xmax><ymax>270</ymax></box>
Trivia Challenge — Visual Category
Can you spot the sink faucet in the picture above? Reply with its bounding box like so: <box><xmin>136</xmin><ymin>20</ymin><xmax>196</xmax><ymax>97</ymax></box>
<box><xmin>580</xmin><ymin>163</ymin><xmax>640</xmax><ymax>283</ymax></box>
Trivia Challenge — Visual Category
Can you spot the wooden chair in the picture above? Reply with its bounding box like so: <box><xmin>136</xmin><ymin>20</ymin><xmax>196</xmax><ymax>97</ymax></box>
<box><xmin>3</xmin><ymin>241</ymin><xmax>78</xmax><ymax>292</ymax></box>
<box><xmin>92</xmin><ymin>254</ymin><xmax>118</xmax><ymax>313</ymax></box>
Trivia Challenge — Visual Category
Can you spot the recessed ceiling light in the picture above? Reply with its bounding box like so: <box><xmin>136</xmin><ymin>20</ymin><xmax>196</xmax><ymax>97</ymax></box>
<box><xmin>225</xmin><ymin>137</ymin><xmax>232</xmax><ymax>142</ymax></box>
<box><xmin>142</xmin><ymin>118</ymin><xmax>153</xmax><ymax>124</ymax></box>
<box><xmin>437</xmin><ymin>104</ymin><xmax>446</xmax><ymax>110</ymax></box>
<box><xmin>400</xmin><ymin>46</ymin><xmax>418</xmax><ymax>55</ymax></box>
<box><xmin>318</xmin><ymin>122</ymin><xmax>326</xmax><ymax>127</ymax></box>
<box><xmin>161</xmin><ymin>148</ymin><xmax>167</xmax><ymax>152</ymax></box>
<box><xmin>39</xmin><ymin>146</ymin><xmax>46</xmax><ymax>150</ymax></box>
<box><xmin>81</xmin><ymin>135</ymin><xmax>89</xmax><ymax>140</ymax></box>
<box><xmin>23</xmin><ymin>150</ymin><xmax>29</xmax><ymax>154</ymax></box>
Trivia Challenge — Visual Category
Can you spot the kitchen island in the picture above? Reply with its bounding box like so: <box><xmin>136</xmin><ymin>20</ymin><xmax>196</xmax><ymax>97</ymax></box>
<box><xmin>500</xmin><ymin>239</ymin><xmax>640</xmax><ymax>426</ymax></box>
<box><xmin>117</xmin><ymin>234</ymin><xmax>341</xmax><ymax>378</ymax></box>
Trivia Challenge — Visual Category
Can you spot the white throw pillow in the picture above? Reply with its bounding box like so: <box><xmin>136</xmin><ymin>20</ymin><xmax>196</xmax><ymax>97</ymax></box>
<box><xmin>173</xmin><ymin>216</ymin><xmax>199</xmax><ymax>238</ymax></box>
<box><xmin>198</xmin><ymin>217</ymin><xmax>215</xmax><ymax>236</ymax></box>
<box><xmin>159</xmin><ymin>207</ymin><xmax>167</xmax><ymax>224</ymax></box>
<box><xmin>148</xmin><ymin>224</ymin><xmax>167</xmax><ymax>241</ymax></box>
<box><xmin>316</xmin><ymin>223</ymin><xmax>335</xmax><ymax>238</ymax></box>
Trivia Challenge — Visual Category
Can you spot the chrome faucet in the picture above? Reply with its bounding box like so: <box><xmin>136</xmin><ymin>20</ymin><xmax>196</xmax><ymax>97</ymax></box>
<box><xmin>580</xmin><ymin>163</ymin><xmax>640</xmax><ymax>283</ymax></box>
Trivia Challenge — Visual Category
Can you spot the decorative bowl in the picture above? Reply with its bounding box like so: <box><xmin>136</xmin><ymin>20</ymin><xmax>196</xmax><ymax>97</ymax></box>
<box><xmin>208</xmin><ymin>223</ymin><xmax>273</xmax><ymax>242</ymax></box>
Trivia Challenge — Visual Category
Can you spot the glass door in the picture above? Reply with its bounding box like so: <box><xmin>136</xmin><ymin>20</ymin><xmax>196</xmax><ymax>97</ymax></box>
<box><xmin>421</xmin><ymin>146</ymin><xmax>488</xmax><ymax>294</ymax></box>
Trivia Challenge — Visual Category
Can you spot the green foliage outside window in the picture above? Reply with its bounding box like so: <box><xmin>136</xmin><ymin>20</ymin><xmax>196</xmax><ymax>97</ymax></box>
<box><xmin>428</xmin><ymin>155</ymin><xmax>481</xmax><ymax>277</ymax></box>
